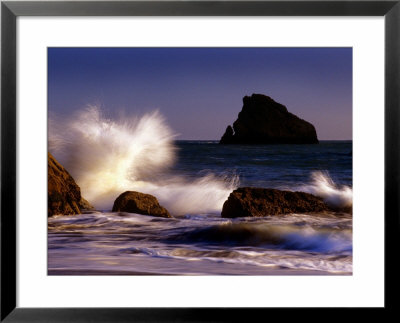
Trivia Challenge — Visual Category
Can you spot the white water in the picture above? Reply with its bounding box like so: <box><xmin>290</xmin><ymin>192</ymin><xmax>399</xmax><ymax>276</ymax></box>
<box><xmin>298</xmin><ymin>171</ymin><xmax>353</xmax><ymax>209</ymax></box>
<box><xmin>48</xmin><ymin>211</ymin><xmax>353</xmax><ymax>274</ymax></box>
<box><xmin>49</xmin><ymin>106</ymin><xmax>238</xmax><ymax>214</ymax></box>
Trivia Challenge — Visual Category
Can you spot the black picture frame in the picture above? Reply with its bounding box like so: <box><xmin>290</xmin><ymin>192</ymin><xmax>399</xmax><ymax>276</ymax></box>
<box><xmin>1</xmin><ymin>1</ymin><xmax>399</xmax><ymax>321</ymax></box>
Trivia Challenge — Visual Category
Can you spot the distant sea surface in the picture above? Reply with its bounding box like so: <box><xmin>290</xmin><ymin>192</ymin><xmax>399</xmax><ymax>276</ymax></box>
<box><xmin>48</xmin><ymin>140</ymin><xmax>352</xmax><ymax>275</ymax></box>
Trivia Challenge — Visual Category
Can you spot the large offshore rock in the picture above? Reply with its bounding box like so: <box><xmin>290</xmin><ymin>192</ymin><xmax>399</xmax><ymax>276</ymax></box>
<box><xmin>220</xmin><ymin>94</ymin><xmax>318</xmax><ymax>144</ymax></box>
<box><xmin>112</xmin><ymin>191</ymin><xmax>172</xmax><ymax>218</ymax></box>
<box><xmin>221</xmin><ymin>187</ymin><xmax>329</xmax><ymax>218</ymax></box>
<box><xmin>48</xmin><ymin>152</ymin><xmax>93</xmax><ymax>217</ymax></box>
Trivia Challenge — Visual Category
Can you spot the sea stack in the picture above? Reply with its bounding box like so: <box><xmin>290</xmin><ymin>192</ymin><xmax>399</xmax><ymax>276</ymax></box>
<box><xmin>48</xmin><ymin>152</ymin><xmax>93</xmax><ymax>217</ymax></box>
<box><xmin>220</xmin><ymin>94</ymin><xmax>318</xmax><ymax>144</ymax></box>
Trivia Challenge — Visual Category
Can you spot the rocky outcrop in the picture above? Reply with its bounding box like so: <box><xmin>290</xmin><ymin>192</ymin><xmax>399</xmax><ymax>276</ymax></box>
<box><xmin>221</xmin><ymin>187</ymin><xmax>329</xmax><ymax>218</ymax></box>
<box><xmin>48</xmin><ymin>152</ymin><xmax>93</xmax><ymax>217</ymax></box>
<box><xmin>220</xmin><ymin>94</ymin><xmax>318</xmax><ymax>144</ymax></box>
<box><xmin>112</xmin><ymin>191</ymin><xmax>172</xmax><ymax>218</ymax></box>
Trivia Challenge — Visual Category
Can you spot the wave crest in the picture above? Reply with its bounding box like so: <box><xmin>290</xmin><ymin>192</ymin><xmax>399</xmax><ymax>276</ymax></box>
<box><xmin>169</xmin><ymin>222</ymin><xmax>352</xmax><ymax>253</ymax></box>
<box><xmin>298</xmin><ymin>171</ymin><xmax>352</xmax><ymax>210</ymax></box>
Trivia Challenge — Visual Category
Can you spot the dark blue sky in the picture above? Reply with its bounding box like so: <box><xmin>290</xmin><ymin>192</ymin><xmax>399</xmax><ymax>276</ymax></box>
<box><xmin>48</xmin><ymin>47</ymin><xmax>352</xmax><ymax>140</ymax></box>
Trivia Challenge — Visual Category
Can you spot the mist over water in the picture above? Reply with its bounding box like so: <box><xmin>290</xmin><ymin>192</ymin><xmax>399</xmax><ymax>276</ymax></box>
<box><xmin>49</xmin><ymin>106</ymin><xmax>238</xmax><ymax>214</ymax></box>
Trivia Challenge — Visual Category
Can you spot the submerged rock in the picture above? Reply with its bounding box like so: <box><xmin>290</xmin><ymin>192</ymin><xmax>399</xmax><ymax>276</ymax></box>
<box><xmin>220</xmin><ymin>94</ymin><xmax>318</xmax><ymax>144</ymax></box>
<box><xmin>112</xmin><ymin>191</ymin><xmax>172</xmax><ymax>218</ymax></box>
<box><xmin>48</xmin><ymin>152</ymin><xmax>93</xmax><ymax>217</ymax></box>
<box><xmin>221</xmin><ymin>187</ymin><xmax>329</xmax><ymax>218</ymax></box>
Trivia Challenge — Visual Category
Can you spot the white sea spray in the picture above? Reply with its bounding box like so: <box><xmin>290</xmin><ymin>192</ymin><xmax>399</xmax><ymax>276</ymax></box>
<box><xmin>298</xmin><ymin>171</ymin><xmax>353</xmax><ymax>209</ymax></box>
<box><xmin>49</xmin><ymin>105</ymin><xmax>238</xmax><ymax>214</ymax></box>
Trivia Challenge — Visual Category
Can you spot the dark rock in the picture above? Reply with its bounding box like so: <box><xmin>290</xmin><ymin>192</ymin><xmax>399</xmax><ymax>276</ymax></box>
<box><xmin>112</xmin><ymin>191</ymin><xmax>172</xmax><ymax>218</ymax></box>
<box><xmin>48</xmin><ymin>152</ymin><xmax>93</xmax><ymax>217</ymax></box>
<box><xmin>220</xmin><ymin>125</ymin><xmax>234</xmax><ymax>144</ymax></box>
<box><xmin>221</xmin><ymin>187</ymin><xmax>329</xmax><ymax>218</ymax></box>
<box><xmin>79</xmin><ymin>198</ymin><xmax>94</xmax><ymax>211</ymax></box>
<box><xmin>220</xmin><ymin>94</ymin><xmax>318</xmax><ymax>144</ymax></box>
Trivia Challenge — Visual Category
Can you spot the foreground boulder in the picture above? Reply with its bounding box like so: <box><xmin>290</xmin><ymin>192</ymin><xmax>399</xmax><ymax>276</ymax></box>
<box><xmin>48</xmin><ymin>152</ymin><xmax>93</xmax><ymax>217</ymax></box>
<box><xmin>220</xmin><ymin>94</ymin><xmax>318</xmax><ymax>144</ymax></box>
<box><xmin>221</xmin><ymin>187</ymin><xmax>329</xmax><ymax>218</ymax></box>
<box><xmin>112</xmin><ymin>191</ymin><xmax>172</xmax><ymax>218</ymax></box>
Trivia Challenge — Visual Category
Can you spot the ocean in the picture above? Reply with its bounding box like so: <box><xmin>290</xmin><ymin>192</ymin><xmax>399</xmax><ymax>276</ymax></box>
<box><xmin>48</xmin><ymin>138</ymin><xmax>352</xmax><ymax>275</ymax></box>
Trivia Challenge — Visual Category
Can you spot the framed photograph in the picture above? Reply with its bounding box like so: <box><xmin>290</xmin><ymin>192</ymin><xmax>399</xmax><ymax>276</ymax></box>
<box><xmin>1</xmin><ymin>0</ymin><xmax>398</xmax><ymax>321</ymax></box>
